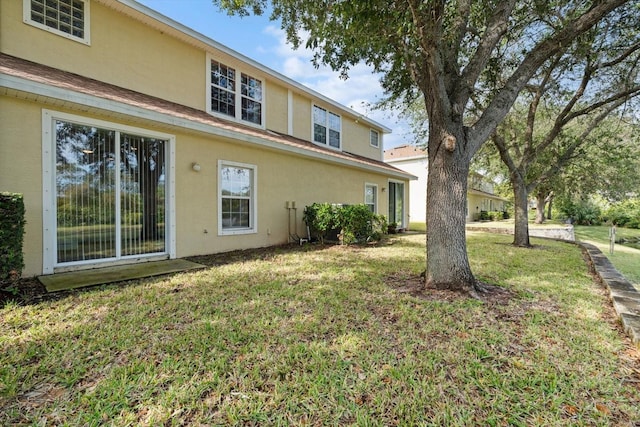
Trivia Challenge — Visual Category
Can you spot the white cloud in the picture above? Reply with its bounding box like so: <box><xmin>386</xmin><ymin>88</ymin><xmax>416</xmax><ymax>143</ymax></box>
<box><xmin>260</xmin><ymin>24</ymin><xmax>412</xmax><ymax>149</ymax></box>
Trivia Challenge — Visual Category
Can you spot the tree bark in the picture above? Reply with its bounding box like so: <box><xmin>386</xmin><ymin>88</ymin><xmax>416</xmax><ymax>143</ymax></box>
<box><xmin>426</xmin><ymin>126</ymin><xmax>479</xmax><ymax>296</ymax></box>
<box><xmin>534</xmin><ymin>192</ymin><xmax>546</xmax><ymax>224</ymax></box>
<box><xmin>546</xmin><ymin>194</ymin><xmax>554</xmax><ymax>220</ymax></box>
<box><xmin>512</xmin><ymin>175</ymin><xmax>531</xmax><ymax>247</ymax></box>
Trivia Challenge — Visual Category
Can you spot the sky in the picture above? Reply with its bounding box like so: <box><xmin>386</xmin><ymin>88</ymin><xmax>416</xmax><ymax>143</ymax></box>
<box><xmin>135</xmin><ymin>0</ymin><xmax>411</xmax><ymax>149</ymax></box>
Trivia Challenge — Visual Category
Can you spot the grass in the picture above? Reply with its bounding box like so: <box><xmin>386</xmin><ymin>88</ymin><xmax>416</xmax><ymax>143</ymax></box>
<box><xmin>574</xmin><ymin>225</ymin><xmax>640</xmax><ymax>286</ymax></box>
<box><xmin>2</xmin><ymin>233</ymin><xmax>640</xmax><ymax>425</ymax></box>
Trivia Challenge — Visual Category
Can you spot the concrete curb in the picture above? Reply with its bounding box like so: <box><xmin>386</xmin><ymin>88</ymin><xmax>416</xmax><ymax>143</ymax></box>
<box><xmin>578</xmin><ymin>242</ymin><xmax>640</xmax><ymax>347</ymax></box>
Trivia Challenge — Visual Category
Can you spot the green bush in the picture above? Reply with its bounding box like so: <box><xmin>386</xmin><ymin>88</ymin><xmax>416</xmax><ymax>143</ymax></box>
<box><xmin>303</xmin><ymin>203</ymin><xmax>387</xmax><ymax>244</ymax></box>
<box><xmin>557</xmin><ymin>198</ymin><xmax>602</xmax><ymax>225</ymax></box>
<box><xmin>1</xmin><ymin>193</ymin><xmax>26</xmax><ymax>289</ymax></box>
<box><xmin>602</xmin><ymin>199</ymin><xmax>640</xmax><ymax>229</ymax></box>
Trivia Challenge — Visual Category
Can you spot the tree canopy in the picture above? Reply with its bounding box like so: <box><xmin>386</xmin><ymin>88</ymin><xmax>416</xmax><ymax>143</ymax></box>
<box><xmin>214</xmin><ymin>0</ymin><xmax>639</xmax><ymax>296</ymax></box>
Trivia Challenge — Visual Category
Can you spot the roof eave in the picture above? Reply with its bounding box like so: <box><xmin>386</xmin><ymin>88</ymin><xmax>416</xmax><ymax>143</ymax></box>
<box><xmin>1</xmin><ymin>72</ymin><xmax>410</xmax><ymax>180</ymax></box>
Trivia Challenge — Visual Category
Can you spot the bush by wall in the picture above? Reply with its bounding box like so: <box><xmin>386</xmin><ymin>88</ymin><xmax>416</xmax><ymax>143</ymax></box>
<box><xmin>1</xmin><ymin>193</ymin><xmax>26</xmax><ymax>287</ymax></box>
<box><xmin>478</xmin><ymin>210</ymin><xmax>508</xmax><ymax>221</ymax></box>
<box><xmin>303</xmin><ymin>203</ymin><xmax>388</xmax><ymax>244</ymax></box>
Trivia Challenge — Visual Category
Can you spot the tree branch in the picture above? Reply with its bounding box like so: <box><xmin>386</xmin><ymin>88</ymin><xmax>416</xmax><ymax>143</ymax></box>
<box><xmin>458</xmin><ymin>0</ymin><xmax>516</xmax><ymax>107</ymax></box>
<box><xmin>469</xmin><ymin>0</ymin><xmax>628</xmax><ymax>157</ymax></box>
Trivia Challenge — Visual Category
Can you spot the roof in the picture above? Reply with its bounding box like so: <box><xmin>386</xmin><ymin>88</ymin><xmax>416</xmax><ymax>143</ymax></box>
<box><xmin>384</xmin><ymin>144</ymin><xmax>427</xmax><ymax>161</ymax></box>
<box><xmin>468</xmin><ymin>188</ymin><xmax>509</xmax><ymax>201</ymax></box>
<box><xmin>0</xmin><ymin>53</ymin><xmax>414</xmax><ymax>180</ymax></box>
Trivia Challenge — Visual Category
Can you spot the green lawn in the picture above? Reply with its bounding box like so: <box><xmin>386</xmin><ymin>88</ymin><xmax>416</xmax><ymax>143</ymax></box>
<box><xmin>574</xmin><ymin>225</ymin><xmax>640</xmax><ymax>286</ymax></box>
<box><xmin>2</xmin><ymin>233</ymin><xmax>639</xmax><ymax>425</ymax></box>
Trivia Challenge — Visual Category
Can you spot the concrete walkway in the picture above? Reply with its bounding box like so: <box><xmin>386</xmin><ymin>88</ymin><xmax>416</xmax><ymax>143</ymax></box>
<box><xmin>38</xmin><ymin>259</ymin><xmax>206</xmax><ymax>292</ymax></box>
<box><xmin>579</xmin><ymin>242</ymin><xmax>640</xmax><ymax>347</ymax></box>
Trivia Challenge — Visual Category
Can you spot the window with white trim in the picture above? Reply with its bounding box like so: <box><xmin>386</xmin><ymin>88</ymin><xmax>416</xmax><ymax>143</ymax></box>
<box><xmin>209</xmin><ymin>58</ymin><xmax>263</xmax><ymax>126</ymax></box>
<box><xmin>24</xmin><ymin>0</ymin><xmax>90</xmax><ymax>45</ymax></box>
<box><xmin>313</xmin><ymin>105</ymin><xmax>341</xmax><ymax>149</ymax></box>
<box><xmin>370</xmin><ymin>129</ymin><xmax>380</xmax><ymax>148</ymax></box>
<box><xmin>365</xmin><ymin>184</ymin><xmax>378</xmax><ymax>213</ymax></box>
<box><xmin>218</xmin><ymin>160</ymin><xmax>257</xmax><ymax>235</ymax></box>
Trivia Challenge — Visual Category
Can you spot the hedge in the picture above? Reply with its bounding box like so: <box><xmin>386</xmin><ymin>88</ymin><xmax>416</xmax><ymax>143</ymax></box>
<box><xmin>1</xmin><ymin>192</ymin><xmax>26</xmax><ymax>286</ymax></box>
<box><xmin>303</xmin><ymin>203</ymin><xmax>388</xmax><ymax>244</ymax></box>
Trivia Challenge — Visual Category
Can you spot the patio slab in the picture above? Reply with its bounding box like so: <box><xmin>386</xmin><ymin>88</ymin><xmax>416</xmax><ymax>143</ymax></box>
<box><xmin>38</xmin><ymin>259</ymin><xmax>206</xmax><ymax>292</ymax></box>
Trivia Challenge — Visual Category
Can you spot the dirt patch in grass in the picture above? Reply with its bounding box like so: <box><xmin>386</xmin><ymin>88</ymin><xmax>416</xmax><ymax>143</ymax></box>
<box><xmin>385</xmin><ymin>271</ymin><xmax>515</xmax><ymax>305</ymax></box>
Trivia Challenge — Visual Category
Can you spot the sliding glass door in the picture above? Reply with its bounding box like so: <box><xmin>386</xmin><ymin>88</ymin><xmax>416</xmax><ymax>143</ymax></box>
<box><xmin>388</xmin><ymin>181</ymin><xmax>405</xmax><ymax>227</ymax></box>
<box><xmin>55</xmin><ymin>120</ymin><xmax>166</xmax><ymax>266</ymax></box>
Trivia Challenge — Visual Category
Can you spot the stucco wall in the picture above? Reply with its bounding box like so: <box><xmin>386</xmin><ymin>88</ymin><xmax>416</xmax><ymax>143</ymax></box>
<box><xmin>0</xmin><ymin>95</ymin><xmax>402</xmax><ymax>276</ymax></box>
<box><xmin>1</xmin><ymin>0</ymin><xmax>385</xmax><ymax>157</ymax></box>
<box><xmin>0</xmin><ymin>97</ymin><xmax>45</xmax><ymax>276</ymax></box>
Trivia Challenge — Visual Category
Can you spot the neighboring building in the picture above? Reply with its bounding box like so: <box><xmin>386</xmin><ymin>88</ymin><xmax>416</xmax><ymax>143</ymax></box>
<box><xmin>384</xmin><ymin>145</ymin><xmax>506</xmax><ymax>224</ymax></box>
<box><xmin>0</xmin><ymin>0</ymin><xmax>414</xmax><ymax>277</ymax></box>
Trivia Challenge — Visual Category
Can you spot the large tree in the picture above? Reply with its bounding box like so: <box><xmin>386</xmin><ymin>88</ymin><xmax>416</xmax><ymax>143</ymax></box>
<box><xmin>215</xmin><ymin>0</ymin><xmax>634</xmax><ymax>296</ymax></box>
<box><xmin>490</xmin><ymin>14</ymin><xmax>640</xmax><ymax>246</ymax></box>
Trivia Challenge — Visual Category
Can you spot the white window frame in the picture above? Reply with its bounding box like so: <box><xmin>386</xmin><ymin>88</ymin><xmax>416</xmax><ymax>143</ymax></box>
<box><xmin>24</xmin><ymin>0</ymin><xmax>91</xmax><ymax>45</ymax></box>
<box><xmin>388</xmin><ymin>180</ymin><xmax>405</xmax><ymax>228</ymax></box>
<box><xmin>364</xmin><ymin>183</ymin><xmax>378</xmax><ymax>213</ymax></box>
<box><xmin>370</xmin><ymin>129</ymin><xmax>380</xmax><ymax>148</ymax></box>
<box><xmin>312</xmin><ymin>104</ymin><xmax>342</xmax><ymax>150</ymax></box>
<box><xmin>218</xmin><ymin>160</ymin><xmax>258</xmax><ymax>236</ymax></box>
<box><xmin>41</xmin><ymin>110</ymin><xmax>176</xmax><ymax>274</ymax></box>
<box><xmin>206</xmin><ymin>54</ymin><xmax>265</xmax><ymax>128</ymax></box>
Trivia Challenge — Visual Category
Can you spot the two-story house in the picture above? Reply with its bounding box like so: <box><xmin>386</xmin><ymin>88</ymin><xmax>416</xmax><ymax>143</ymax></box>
<box><xmin>384</xmin><ymin>145</ymin><xmax>505</xmax><ymax>224</ymax></box>
<box><xmin>0</xmin><ymin>0</ymin><xmax>414</xmax><ymax>277</ymax></box>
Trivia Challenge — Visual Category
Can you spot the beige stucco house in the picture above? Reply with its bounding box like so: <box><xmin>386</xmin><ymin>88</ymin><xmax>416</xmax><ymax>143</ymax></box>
<box><xmin>384</xmin><ymin>145</ymin><xmax>506</xmax><ymax>224</ymax></box>
<box><xmin>0</xmin><ymin>0</ymin><xmax>414</xmax><ymax>277</ymax></box>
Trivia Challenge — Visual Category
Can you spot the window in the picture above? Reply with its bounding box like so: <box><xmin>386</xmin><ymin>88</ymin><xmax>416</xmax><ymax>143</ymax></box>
<box><xmin>370</xmin><ymin>129</ymin><xmax>380</xmax><ymax>148</ymax></box>
<box><xmin>210</xmin><ymin>60</ymin><xmax>236</xmax><ymax>118</ymax></box>
<box><xmin>388</xmin><ymin>181</ymin><xmax>405</xmax><ymax>227</ymax></box>
<box><xmin>241</xmin><ymin>73</ymin><xmax>262</xmax><ymax>124</ymax></box>
<box><xmin>313</xmin><ymin>105</ymin><xmax>341</xmax><ymax>149</ymax></box>
<box><xmin>365</xmin><ymin>184</ymin><xmax>378</xmax><ymax>213</ymax></box>
<box><xmin>218</xmin><ymin>160</ymin><xmax>257</xmax><ymax>235</ymax></box>
<box><xmin>24</xmin><ymin>0</ymin><xmax>90</xmax><ymax>45</ymax></box>
<box><xmin>41</xmin><ymin>110</ymin><xmax>176</xmax><ymax>274</ymax></box>
<box><xmin>209</xmin><ymin>58</ymin><xmax>263</xmax><ymax>126</ymax></box>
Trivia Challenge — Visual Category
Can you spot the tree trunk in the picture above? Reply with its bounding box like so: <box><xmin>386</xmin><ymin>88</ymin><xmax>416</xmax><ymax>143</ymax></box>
<box><xmin>512</xmin><ymin>176</ymin><xmax>531</xmax><ymax>247</ymax></box>
<box><xmin>546</xmin><ymin>193</ymin><xmax>554</xmax><ymax>220</ymax></box>
<box><xmin>426</xmin><ymin>128</ymin><xmax>478</xmax><ymax>296</ymax></box>
<box><xmin>534</xmin><ymin>193</ymin><xmax>546</xmax><ymax>224</ymax></box>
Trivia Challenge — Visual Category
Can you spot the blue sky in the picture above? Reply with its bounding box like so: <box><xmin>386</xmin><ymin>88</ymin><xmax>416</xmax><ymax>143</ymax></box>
<box><xmin>136</xmin><ymin>0</ymin><xmax>410</xmax><ymax>149</ymax></box>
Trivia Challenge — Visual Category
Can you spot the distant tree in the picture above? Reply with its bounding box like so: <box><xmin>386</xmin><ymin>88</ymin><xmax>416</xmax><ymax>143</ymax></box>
<box><xmin>214</xmin><ymin>0</ymin><xmax>636</xmax><ymax>296</ymax></box>
<box><xmin>483</xmin><ymin>11</ymin><xmax>640</xmax><ymax>246</ymax></box>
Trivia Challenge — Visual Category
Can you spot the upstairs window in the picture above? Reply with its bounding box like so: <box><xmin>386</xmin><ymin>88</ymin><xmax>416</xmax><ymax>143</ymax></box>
<box><xmin>370</xmin><ymin>129</ymin><xmax>380</xmax><ymax>148</ymax></box>
<box><xmin>24</xmin><ymin>0</ymin><xmax>90</xmax><ymax>45</ymax></box>
<box><xmin>209</xmin><ymin>58</ymin><xmax>263</xmax><ymax>126</ymax></box>
<box><xmin>241</xmin><ymin>73</ymin><xmax>262</xmax><ymax>124</ymax></box>
<box><xmin>313</xmin><ymin>105</ymin><xmax>341</xmax><ymax>149</ymax></box>
<box><xmin>210</xmin><ymin>60</ymin><xmax>236</xmax><ymax>118</ymax></box>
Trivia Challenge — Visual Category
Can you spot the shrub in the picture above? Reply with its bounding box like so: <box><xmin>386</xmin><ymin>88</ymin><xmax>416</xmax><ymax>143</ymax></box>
<box><xmin>303</xmin><ymin>203</ymin><xmax>387</xmax><ymax>244</ymax></box>
<box><xmin>1</xmin><ymin>193</ymin><xmax>26</xmax><ymax>290</ymax></box>
<box><xmin>303</xmin><ymin>203</ymin><xmax>340</xmax><ymax>243</ymax></box>
<box><xmin>556</xmin><ymin>198</ymin><xmax>602</xmax><ymax>225</ymax></box>
<box><xmin>602</xmin><ymin>199</ymin><xmax>640</xmax><ymax>228</ymax></box>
